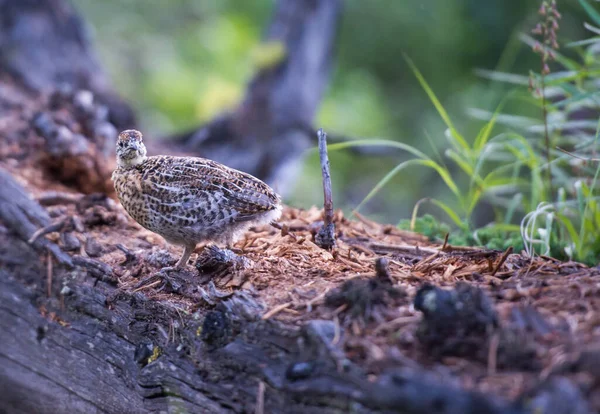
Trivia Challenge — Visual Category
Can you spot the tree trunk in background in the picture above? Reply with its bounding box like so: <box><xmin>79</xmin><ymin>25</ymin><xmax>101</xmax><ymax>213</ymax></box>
<box><xmin>166</xmin><ymin>0</ymin><xmax>341</xmax><ymax>195</ymax></box>
<box><xmin>0</xmin><ymin>0</ymin><xmax>135</xmax><ymax>129</ymax></box>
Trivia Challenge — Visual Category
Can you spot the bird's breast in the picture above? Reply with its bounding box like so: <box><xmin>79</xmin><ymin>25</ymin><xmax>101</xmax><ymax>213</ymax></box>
<box><xmin>113</xmin><ymin>170</ymin><xmax>150</xmax><ymax>228</ymax></box>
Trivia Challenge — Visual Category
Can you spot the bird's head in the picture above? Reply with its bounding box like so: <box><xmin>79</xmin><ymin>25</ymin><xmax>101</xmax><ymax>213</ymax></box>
<box><xmin>116</xmin><ymin>129</ymin><xmax>147</xmax><ymax>168</ymax></box>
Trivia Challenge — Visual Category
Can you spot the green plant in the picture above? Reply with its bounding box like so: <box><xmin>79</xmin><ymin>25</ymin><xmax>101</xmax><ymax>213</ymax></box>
<box><xmin>530</xmin><ymin>0</ymin><xmax>562</xmax><ymax>195</ymax></box>
<box><xmin>326</xmin><ymin>54</ymin><xmax>538</xmax><ymax>250</ymax></box>
<box><xmin>331</xmin><ymin>0</ymin><xmax>600</xmax><ymax>264</ymax></box>
<box><xmin>471</xmin><ymin>0</ymin><xmax>600</xmax><ymax>264</ymax></box>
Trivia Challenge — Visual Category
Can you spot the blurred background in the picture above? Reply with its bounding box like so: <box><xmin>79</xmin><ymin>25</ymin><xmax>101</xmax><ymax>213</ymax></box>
<box><xmin>73</xmin><ymin>0</ymin><xmax>589</xmax><ymax>225</ymax></box>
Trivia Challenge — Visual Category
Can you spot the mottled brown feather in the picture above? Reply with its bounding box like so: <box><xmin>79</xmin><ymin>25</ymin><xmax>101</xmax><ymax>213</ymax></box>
<box><xmin>112</xmin><ymin>129</ymin><xmax>281</xmax><ymax>268</ymax></box>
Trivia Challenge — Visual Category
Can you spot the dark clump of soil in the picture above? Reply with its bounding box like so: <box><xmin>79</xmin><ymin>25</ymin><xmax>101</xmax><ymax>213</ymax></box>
<box><xmin>414</xmin><ymin>282</ymin><xmax>498</xmax><ymax>358</ymax></box>
<box><xmin>325</xmin><ymin>258</ymin><xmax>407</xmax><ymax>325</ymax></box>
<box><xmin>414</xmin><ymin>282</ymin><xmax>540</xmax><ymax>371</ymax></box>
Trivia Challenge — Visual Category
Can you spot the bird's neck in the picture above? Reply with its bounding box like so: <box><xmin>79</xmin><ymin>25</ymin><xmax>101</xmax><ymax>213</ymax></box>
<box><xmin>117</xmin><ymin>153</ymin><xmax>147</xmax><ymax>169</ymax></box>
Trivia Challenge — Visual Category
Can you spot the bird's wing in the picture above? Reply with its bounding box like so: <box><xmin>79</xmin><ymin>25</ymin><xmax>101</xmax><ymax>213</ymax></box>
<box><xmin>141</xmin><ymin>156</ymin><xmax>280</xmax><ymax>221</ymax></box>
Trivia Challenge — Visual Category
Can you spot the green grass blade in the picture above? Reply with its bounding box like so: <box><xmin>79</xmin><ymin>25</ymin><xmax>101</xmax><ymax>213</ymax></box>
<box><xmin>579</xmin><ymin>0</ymin><xmax>600</xmax><ymax>27</ymax></box>
<box><xmin>325</xmin><ymin>139</ymin><xmax>429</xmax><ymax>159</ymax></box>
<box><xmin>446</xmin><ymin>149</ymin><xmax>474</xmax><ymax>176</ymax></box>
<box><xmin>403</xmin><ymin>53</ymin><xmax>469</xmax><ymax>151</ymax></box>
<box><xmin>353</xmin><ymin>158</ymin><xmax>461</xmax><ymax>214</ymax></box>
<box><xmin>505</xmin><ymin>193</ymin><xmax>523</xmax><ymax>224</ymax></box>
<box><xmin>419</xmin><ymin>159</ymin><xmax>462</xmax><ymax>201</ymax></box>
<box><xmin>566</xmin><ymin>37</ymin><xmax>600</xmax><ymax>48</ymax></box>
<box><xmin>411</xmin><ymin>198</ymin><xmax>465</xmax><ymax>229</ymax></box>
<box><xmin>353</xmin><ymin>159</ymin><xmax>424</xmax><ymax>214</ymax></box>
<box><xmin>577</xmin><ymin>119</ymin><xmax>600</xmax><ymax>258</ymax></box>
<box><xmin>556</xmin><ymin>213</ymin><xmax>581</xmax><ymax>248</ymax></box>
<box><xmin>428</xmin><ymin>199</ymin><xmax>466</xmax><ymax>229</ymax></box>
<box><xmin>473</xmin><ymin>99</ymin><xmax>506</xmax><ymax>152</ymax></box>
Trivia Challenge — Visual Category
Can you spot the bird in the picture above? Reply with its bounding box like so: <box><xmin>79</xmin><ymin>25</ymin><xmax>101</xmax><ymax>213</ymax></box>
<box><xmin>111</xmin><ymin>129</ymin><xmax>282</xmax><ymax>271</ymax></box>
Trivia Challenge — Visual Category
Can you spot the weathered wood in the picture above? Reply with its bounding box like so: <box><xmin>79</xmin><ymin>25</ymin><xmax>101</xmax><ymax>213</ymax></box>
<box><xmin>0</xmin><ymin>168</ymin><xmax>73</xmax><ymax>267</ymax></box>
<box><xmin>315</xmin><ymin>128</ymin><xmax>336</xmax><ymax>250</ymax></box>
<box><xmin>0</xmin><ymin>260</ymin><xmax>529</xmax><ymax>414</ymax></box>
<box><xmin>0</xmin><ymin>171</ymin><xmax>530</xmax><ymax>413</ymax></box>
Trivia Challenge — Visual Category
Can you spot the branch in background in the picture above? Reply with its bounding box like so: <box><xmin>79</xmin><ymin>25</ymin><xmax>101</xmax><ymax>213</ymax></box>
<box><xmin>315</xmin><ymin>128</ymin><xmax>336</xmax><ymax>250</ymax></box>
<box><xmin>163</xmin><ymin>0</ymin><xmax>341</xmax><ymax>195</ymax></box>
<box><xmin>0</xmin><ymin>0</ymin><xmax>134</xmax><ymax>129</ymax></box>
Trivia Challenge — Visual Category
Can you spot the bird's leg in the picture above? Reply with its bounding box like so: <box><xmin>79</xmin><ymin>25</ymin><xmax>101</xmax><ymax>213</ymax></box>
<box><xmin>157</xmin><ymin>244</ymin><xmax>194</xmax><ymax>274</ymax></box>
<box><xmin>175</xmin><ymin>243</ymin><xmax>196</xmax><ymax>269</ymax></box>
<box><xmin>224</xmin><ymin>233</ymin><xmax>242</xmax><ymax>254</ymax></box>
<box><xmin>148</xmin><ymin>244</ymin><xmax>195</xmax><ymax>292</ymax></box>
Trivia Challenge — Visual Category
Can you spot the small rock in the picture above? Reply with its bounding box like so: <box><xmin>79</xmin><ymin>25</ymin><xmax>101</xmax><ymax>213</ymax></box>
<box><xmin>85</xmin><ymin>237</ymin><xmax>102</xmax><ymax>257</ymax></box>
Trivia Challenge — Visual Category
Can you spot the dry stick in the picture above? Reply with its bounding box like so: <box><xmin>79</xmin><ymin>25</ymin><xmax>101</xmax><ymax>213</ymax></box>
<box><xmin>46</xmin><ymin>253</ymin><xmax>53</xmax><ymax>298</ymax></box>
<box><xmin>261</xmin><ymin>302</ymin><xmax>292</xmax><ymax>320</ymax></box>
<box><xmin>369</xmin><ymin>242</ymin><xmax>439</xmax><ymax>256</ymax></box>
<box><xmin>255</xmin><ymin>381</ymin><xmax>265</xmax><ymax>414</ymax></box>
<box><xmin>270</xmin><ymin>222</ymin><xmax>298</xmax><ymax>241</ymax></box>
<box><xmin>132</xmin><ymin>279</ymin><xmax>162</xmax><ymax>293</ymax></box>
<box><xmin>441</xmin><ymin>233</ymin><xmax>449</xmax><ymax>250</ymax></box>
<box><xmin>28</xmin><ymin>217</ymin><xmax>68</xmax><ymax>244</ymax></box>
<box><xmin>315</xmin><ymin>128</ymin><xmax>336</xmax><ymax>250</ymax></box>
<box><xmin>487</xmin><ymin>332</ymin><xmax>500</xmax><ymax>376</ymax></box>
<box><xmin>37</xmin><ymin>191</ymin><xmax>83</xmax><ymax>206</ymax></box>
<box><xmin>372</xmin><ymin>315</ymin><xmax>419</xmax><ymax>335</ymax></box>
<box><xmin>375</xmin><ymin>257</ymin><xmax>393</xmax><ymax>283</ymax></box>
<box><xmin>491</xmin><ymin>246</ymin><xmax>513</xmax><ymax>277</ymax></box>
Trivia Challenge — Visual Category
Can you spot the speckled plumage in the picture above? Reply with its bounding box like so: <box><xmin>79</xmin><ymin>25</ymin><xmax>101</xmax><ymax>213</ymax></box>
<box><xmin>112</xmin><ymin>129</ymin><xmax>282</xmax><ymax>269</ymax></box>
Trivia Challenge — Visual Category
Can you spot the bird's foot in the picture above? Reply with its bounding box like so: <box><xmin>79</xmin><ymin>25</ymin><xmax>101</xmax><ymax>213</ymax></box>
<box><xmin>155</xmin><ymin>266</ymin><xmax>186</xmax><ymax>292</ymax></box>
<box><xmin>195</xmin><ymin>245</ymin><xmax>252</xmax><ymax>277</ymax></box>
<box><xmin>157</xmin><ymin>265</ymin><xmax>177</xmax><ymax>273</ymax></box>
<box><xmin>132</xmin><ymin>266</ymin><xmax>186</xmax><ymax>293</ymax></box>
<box><xmin>227</xmin><ymin>246</ymin><xmax>243</xmax><ymax>255</ymax></box>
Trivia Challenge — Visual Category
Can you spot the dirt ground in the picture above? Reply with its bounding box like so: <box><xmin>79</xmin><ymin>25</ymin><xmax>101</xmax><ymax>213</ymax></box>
<box><xmin>1</xmin><ymin>83</ymin><xmax>600</xmax><ymax>412</ymax></box>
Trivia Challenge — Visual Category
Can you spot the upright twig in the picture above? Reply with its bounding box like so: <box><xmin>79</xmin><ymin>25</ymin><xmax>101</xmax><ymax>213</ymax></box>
<box><xmin>315</xmin><ymin>128</ymin><xmax>336</xmax><ymax>250</ymax></box>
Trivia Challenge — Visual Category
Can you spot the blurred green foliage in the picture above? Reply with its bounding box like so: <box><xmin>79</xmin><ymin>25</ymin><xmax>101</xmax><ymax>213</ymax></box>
<box><xmin>75</xmin><ymin>0</ymin><xmax>589</xmax><ymax>228</ymax></box>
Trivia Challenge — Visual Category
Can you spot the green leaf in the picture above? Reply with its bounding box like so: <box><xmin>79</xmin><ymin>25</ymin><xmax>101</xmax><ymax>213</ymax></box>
<box><xmin>353</xmin><ymin>159</ymin><xmax>425</xmax><ymax>214</ymax></box>
<box><xmin>353</xmin><ymin>158</ymin><xmax>461</xmax><ymax>214</ymax></box>
<box><xmin>505</xmin><ymin>193</ymin><xmax>524</xmax><ymax>224</ymax></box>
<box><xmin>579</xmin><ymin>0</ymin><xmax>600</xmax><ymax>27</ymax></box>
<box><xmin>403</xmin><ymin>53</ymin><xmax>469</xmax><ymax>151</ymax></box>
<box><xmin>555</xmin><ymin>213</ymin><xmax>580</xmax><ymax>247</ymax></box>
<box><xmin>411</xmin><ymin>198</ymin><xmax>466</xmax><ymax>230</ymax></box>
<box><xmin>473</xmin><ymin>100</ymin><xmax>506</xmax><ymax>152</ymax></box>
<box><xmin>325</xmin><ymin>139</ymin><xmax>429</xmax><ymax>159</ymax></box>
<box><xmin>566</xmin><ymin>37</ymin><xmax>600</xmax><ymax>48</ymax></box>
<box><xmin>446</xmin><ymin>149</ymin><xmax>474</xmax><ymax>176</ymax></box>
<box><xmin>474</xmin><ymin>69</ymin><xmax>529</xmax><ymax>86</ymax></box>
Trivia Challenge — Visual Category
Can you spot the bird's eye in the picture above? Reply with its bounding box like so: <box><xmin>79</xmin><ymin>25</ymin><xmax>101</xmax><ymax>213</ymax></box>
<box><xmin>118</xmin><ymin>142</ymin><xmax>125</xmax><ymax>148</ymax></box>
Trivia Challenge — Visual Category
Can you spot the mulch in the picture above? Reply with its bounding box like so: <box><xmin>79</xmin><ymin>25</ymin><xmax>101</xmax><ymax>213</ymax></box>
<box><xmin>1</xmin><ymin>82</ymin><xmax>600</xmax><ymax>411</ymax></box>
